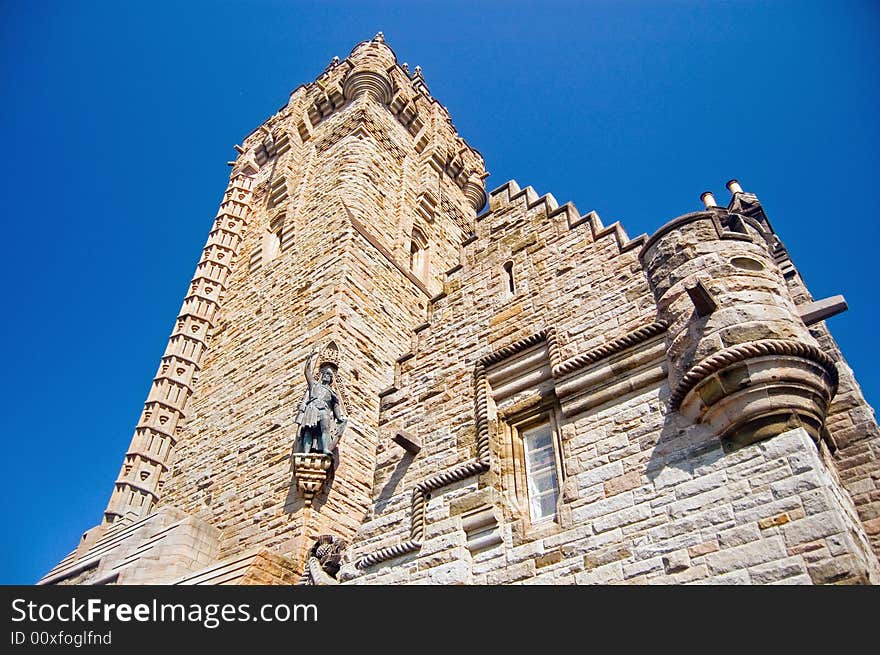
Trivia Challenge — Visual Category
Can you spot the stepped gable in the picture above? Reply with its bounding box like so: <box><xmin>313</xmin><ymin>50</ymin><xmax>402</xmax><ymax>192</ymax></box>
<box><xmin>486</xmin><ymin>180</ymin><xmax>646</xmax><ymax>253</ymax></box>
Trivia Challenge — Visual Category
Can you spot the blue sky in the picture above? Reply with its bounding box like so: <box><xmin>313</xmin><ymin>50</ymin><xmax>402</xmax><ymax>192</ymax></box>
<box><xmin>2</xmin><ymin>1</ymin><xmax>878</xmax><ymax>584</ymax></box>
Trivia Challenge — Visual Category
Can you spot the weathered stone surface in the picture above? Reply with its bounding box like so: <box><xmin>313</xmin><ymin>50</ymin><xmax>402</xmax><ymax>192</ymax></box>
<box><xmin>662</xmin><ymin>549</ymin><xmax>691</xmax><ymax>574</ymax></box>
<box><xmin>43</xmin><ymin>36</ymin><xmax>880</xmax><ymax>587</ymax></box>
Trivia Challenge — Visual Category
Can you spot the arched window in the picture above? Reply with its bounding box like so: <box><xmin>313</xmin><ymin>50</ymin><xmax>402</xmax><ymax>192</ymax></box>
<box><xmin>410</xmin><ymin>226</ymin><xmax>429</xmax><ymax>281</ymax></box>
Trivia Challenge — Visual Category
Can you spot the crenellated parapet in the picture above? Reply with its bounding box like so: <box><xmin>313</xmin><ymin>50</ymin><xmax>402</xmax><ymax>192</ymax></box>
<box><xmin>103</xmin><ymin>172</ymin><xmax>256</xmax><ymax>524</ymax></box>
<box><xmin>486</xmin><ymin>179</ymin><xmax>647</xmax><ymax>253</ymax></box>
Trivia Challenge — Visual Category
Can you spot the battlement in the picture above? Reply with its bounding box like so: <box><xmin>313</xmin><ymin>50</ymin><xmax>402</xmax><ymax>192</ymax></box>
<box><xmin>486</xmin><ymin>179</ymin><xmax>646</xmax><ymax>253</ymax></box>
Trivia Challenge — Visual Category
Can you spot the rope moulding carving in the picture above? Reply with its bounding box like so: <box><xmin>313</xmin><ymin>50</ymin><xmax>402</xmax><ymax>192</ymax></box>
<box><xmin>668</xmin><ymin>339</ymin><xmax>839</xmax><ymax>411</ymax></box>
<box><xmin>355</xmin><ymin>366</ymin><xmax>491</xmax><ymax>570</ymax></box>
<box><xmin>477</xmin><ymin>330</ymin><xmax>548</xmax><ymax>368</ymax></box>
<box><xmin>552</xmin><ymin>320</ymin><xmax>667</xmax><ymax>377</ymax></box>
<box><xmin>355</xmin><ymin>322</ymin><xmax>671</xmax><ymax>571</ymax></box>
<box><xmin>356</xmin><ymin>335</ymin><xmax>529</xmax><ymax>570</ymax></box>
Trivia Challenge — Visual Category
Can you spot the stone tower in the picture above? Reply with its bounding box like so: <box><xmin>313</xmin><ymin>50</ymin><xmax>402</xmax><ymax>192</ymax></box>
<box><xmin>42</xmin><ymin>37</ymin><xmax>880</xmax><ymax>585</ymax></box>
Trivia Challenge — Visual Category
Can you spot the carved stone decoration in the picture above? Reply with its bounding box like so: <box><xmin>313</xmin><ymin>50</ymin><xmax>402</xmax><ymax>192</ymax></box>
<box><xmin>297</xmin><ymin>535</ymin><xmax>345</xmax><ymax>586</ymax></box>
<box><xmin>674</xmin><ymin>341</ymin><xmax>839</xmax><ymax>447</ymax></box>
<box><xmin>291</xmin><ymin>342</ymin><xmax>352</xmax><ymax>505</ymax></box>
<box><xmin>343</xmin><ymin>69</ymin><xmax>393</xmax><ymax>105</ymax></box>
<box><xmin>311</xmin><ymin>535</ymin><xmax>345</xmax><ymax>577</ymax></box>
<box><xmin>292</xmin><ymin>452</ymin><xmax>333</xmax><ymax>507</ymax></box>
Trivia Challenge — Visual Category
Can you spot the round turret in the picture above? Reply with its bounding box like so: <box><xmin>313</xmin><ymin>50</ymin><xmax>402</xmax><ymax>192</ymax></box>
<box><xmin>640</xmin><ymin>207</ymin><xmax>838</xmax><ymax>446</ymax></box>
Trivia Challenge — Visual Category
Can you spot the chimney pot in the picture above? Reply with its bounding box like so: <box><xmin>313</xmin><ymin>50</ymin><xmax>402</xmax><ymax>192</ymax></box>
<box><xmin>726</xmin><ymin>179</ymin><xmax>744</xmax><ymax>195</ymax></box>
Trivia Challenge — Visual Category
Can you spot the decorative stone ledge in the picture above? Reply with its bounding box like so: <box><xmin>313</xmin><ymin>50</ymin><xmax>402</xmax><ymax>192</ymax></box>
<box><xmin>673</xmin><ymin>339</ymin><xmax>839</xmax><ymax>446</ymax></box>
<box><xmin>292</xmin><ymin>453</ymin><xmax>334</xmax><ymax>507</ymax></box>
<box><xmin>552</xmin><ymin>320</ymin><xmax>667</xmax><ymax>377</ymax></box>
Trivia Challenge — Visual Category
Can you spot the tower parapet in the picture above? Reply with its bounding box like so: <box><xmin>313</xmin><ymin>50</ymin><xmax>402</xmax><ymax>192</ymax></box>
<box><xmin>641</xmin><ymin>201</ymin><xmax>838</xmax><ymax>446</ymax></box>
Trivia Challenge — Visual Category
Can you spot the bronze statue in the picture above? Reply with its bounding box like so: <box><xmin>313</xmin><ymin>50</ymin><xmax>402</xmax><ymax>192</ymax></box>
<box><xmin>295</xmin><ymin>350</ymin><xmax>347</xmax><ymax>454</ymax></box>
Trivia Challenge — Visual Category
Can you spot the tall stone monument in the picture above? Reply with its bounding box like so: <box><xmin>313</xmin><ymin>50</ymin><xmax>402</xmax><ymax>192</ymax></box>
<box><xmin>42</xmin><ymin>36</ymin><xmax>880</xmax><ymax>585</ymax></box>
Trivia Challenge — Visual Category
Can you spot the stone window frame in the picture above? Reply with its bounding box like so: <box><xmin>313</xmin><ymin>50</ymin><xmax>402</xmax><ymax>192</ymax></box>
<box><xmin>502</xmin><ymin>260</ymin><xmax>516</xmax><ymax>299</ymax></box>
<box><xmin>409</xmin><ymin>225</ymin><xmax>429</xmax><ymax>281</ymax></box>
<box><xmin>500</xmin><ymin>399</ymin><xmax>566</xmax><ymax>539</ymax></box>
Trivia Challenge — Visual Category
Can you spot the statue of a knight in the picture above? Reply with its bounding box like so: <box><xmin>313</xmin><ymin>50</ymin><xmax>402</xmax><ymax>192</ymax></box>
<box><xmin>295</xmin><ymin>350</ymin><xmax>347</xmax><ymax>454</ymax></box>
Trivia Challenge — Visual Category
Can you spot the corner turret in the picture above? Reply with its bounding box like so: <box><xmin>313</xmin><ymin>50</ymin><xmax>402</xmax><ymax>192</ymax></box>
<box><xmin>641</xmin><ymin>188</ymin><xmax>838</xmax><ymax>446</ymax></box>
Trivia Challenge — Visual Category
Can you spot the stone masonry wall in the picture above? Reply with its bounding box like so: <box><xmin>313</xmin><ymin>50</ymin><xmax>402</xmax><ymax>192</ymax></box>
<box><xmin>781</xmin><ymin>252</ymin><xmax>880</xmax><ymax>557</ymax></box>
<box><xmin>153</xmin><ymin>35</ymin><xmax>486</xmax><ymax>566</ymax></box>
<box><xmin>344</xmin><ymin>180</ymin><xmax>880</xmax><ymax>584</ymax></box>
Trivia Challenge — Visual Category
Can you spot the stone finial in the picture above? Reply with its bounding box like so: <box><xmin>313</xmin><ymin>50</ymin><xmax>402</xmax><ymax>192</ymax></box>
<box><xmin>726</xmin><ymin>179</ymin><xmax>743</xmax><ymax>195</ymax></box>
<box><xmin>700</xmin><ymin>191</ymin><xmax>718</xmax><ymax>208</ymax></box>
<box><xmin>413</xmin><ymin>65</ymin><xmax>423</xmax><ymax>78</ymax></box>
<box><xmin>374</xmin><ymin>31</ymin><xmax>385</xmax><ymax>43</ymax></box>
<box><xmin>401</xmin><ymin>62</ymin><xmax>409</xmax><ymax>74</ymax></box>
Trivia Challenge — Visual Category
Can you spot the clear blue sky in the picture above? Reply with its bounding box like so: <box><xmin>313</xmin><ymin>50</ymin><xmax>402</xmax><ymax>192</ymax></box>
<box><xmin>2</xmin><ymin>1</ymin><xmax>878</xmax><ymax>584</ymax></box>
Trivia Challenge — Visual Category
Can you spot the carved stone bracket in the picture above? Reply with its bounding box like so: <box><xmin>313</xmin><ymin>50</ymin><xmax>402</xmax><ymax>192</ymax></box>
<box><xmin>293</xmin><ymin>453</ymin><xmax>333</xmax><ymax>506</ymax></box>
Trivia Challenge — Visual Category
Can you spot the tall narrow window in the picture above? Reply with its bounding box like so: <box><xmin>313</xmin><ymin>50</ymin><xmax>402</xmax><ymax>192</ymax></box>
<box><xmin>503</xmin><ymin>261</ymin><xmax>515</xmax><ymax>297</ymax></box>
<box><xmin>264</xmin><ymin>214</ymin><xmax>285</xmax><ymax>263</ymax></box>
<box><xmin>263</xmin><ymin>228</ymin><xmax>281</xmax><ymax>262</ymax></box>
<box><xmin>410</xmin><ymin>226</ymin><xmax>429</xmax><ymax>281</ymax></box>
<box><xmin>521</xmin><ymin>421</ymin><xmax>561</xmax><ymax>523</ymax></box>
<box><xmin>485</xmin><ymin>339</ymin><xmax>562</xmax><ymax>535</ymax></box>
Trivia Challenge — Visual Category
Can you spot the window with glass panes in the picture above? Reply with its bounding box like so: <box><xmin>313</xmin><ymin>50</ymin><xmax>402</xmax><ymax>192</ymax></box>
<box><xmin>521</xmin><ymin>421</ymin><xmax>561</xmax><ymax>523</ymax></box>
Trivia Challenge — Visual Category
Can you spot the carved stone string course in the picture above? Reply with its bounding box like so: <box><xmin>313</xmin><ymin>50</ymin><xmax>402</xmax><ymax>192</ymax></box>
<box><xmin>552</xmin><ymin>320</ymin><xmax>668</xmax><ymax>377</ymax></box>
<box><xmin>669</xmin><ymin>339</ymin><xmax>839</xmax><ymax>411</ymax></box>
